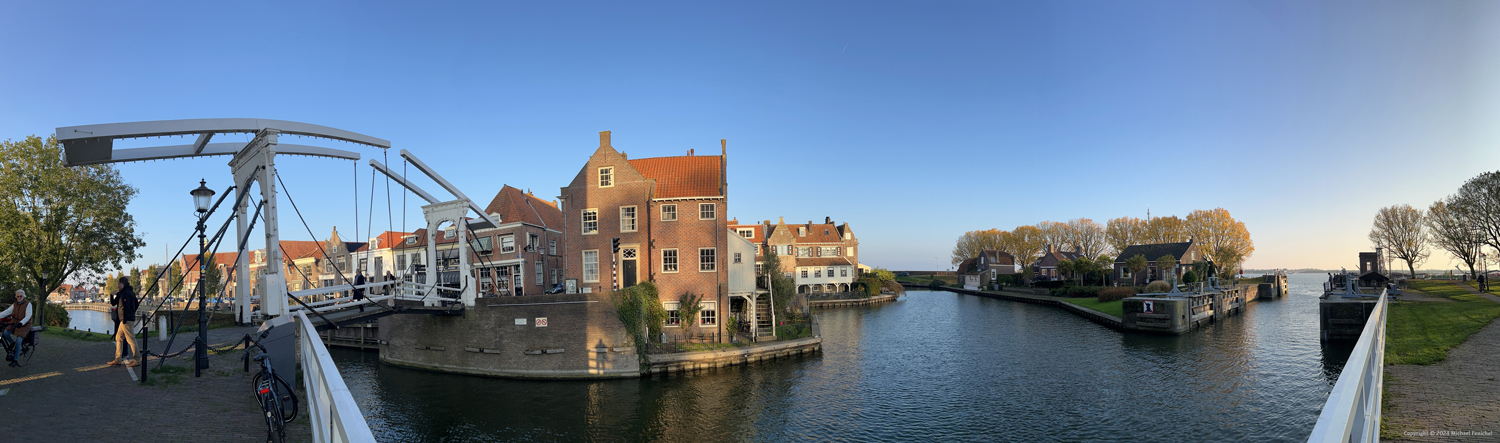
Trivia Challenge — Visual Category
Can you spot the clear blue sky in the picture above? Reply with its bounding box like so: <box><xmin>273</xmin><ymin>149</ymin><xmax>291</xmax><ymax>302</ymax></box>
<box><xmin>3</xmin><ymin>0</ymin><xmax>1498</xmax><ymax>275</ymax></box>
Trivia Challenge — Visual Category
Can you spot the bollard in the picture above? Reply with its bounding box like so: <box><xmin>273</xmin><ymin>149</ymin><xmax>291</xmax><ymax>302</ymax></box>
<box><xmin>159</xmin><ymin>315</ymin><xmax>169</xmax><ymax>341</ymax></box>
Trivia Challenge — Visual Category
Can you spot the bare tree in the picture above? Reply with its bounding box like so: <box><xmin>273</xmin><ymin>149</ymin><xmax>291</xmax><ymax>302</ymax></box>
<box><xmin>1369</xmin><ymin>204</ymin><xmax>1430</xmax><ymax>279</ymax></box>
<box><xmin>1037</xmin><ymin>221</ymin><xmax>1071</xmax><ymax>252</ymax></box>
<box><xmin>1068</xmin><ymin>218</ymin><xmax>1109</xmax><ymax>258</ymax></box>
<box><xmin>1427</xmin><ymin>198</ymin><xmax>1483</xmax><ymax>278</ymax></box>
<box><xmin>1106</xmin><ymin>216</ymin><xmax>1144</xmax><ymax>254</ymax></box>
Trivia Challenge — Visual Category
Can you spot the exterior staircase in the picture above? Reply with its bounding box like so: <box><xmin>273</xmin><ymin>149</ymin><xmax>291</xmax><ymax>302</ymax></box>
<box><xmin>755</xmin><ymin>296</ymin><xmax>775</xmax><ymax>339</ymax></box>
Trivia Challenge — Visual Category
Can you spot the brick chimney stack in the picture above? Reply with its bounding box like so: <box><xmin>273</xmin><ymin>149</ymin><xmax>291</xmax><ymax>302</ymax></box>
<box><xmin>600</xmin><ymin>131</ymin><xmax>611</xmax><ymax>148</ymax></box>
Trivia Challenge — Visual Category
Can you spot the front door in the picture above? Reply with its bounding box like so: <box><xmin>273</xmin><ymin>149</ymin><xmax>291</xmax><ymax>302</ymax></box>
<box><xmin>622</xmin><ymin>247</ymin><xmax>638</xmax><ymax>288</ymax></box>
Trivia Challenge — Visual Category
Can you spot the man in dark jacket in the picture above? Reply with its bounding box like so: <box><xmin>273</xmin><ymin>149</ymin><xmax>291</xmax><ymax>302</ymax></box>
<box><xmin>353</xmin><ymin>270</ymin><xmax>366</xmax><ymax>312</ymax></box>
<box><xmin>109</xmin><ymin>276</ymin><xmax>140</xmax><ymax>367</ymax></box>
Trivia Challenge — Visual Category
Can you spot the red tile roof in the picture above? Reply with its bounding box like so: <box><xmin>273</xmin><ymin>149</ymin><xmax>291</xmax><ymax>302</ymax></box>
<box><xmin>484</xmin><ymin>185</ymin><xmax>564</xmax><ymax>230</ymax></box>
<box><xmin>368</xmin><ymin>231</ymin><xmax>412</xmax><ymax>250</ymax></box>
<box><xmin>627</xmin><ymin>155</ymin><xmax>723</xmax><ymax>199</ymax></box>
<box><xmin>728</xmin><ymin>223</ymin><xmax>764</xmax><ymax>241</ymax></box>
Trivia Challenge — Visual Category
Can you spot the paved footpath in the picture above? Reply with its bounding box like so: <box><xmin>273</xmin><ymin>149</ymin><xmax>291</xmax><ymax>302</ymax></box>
<box><xmin>1384</xmin><ymin>283</ymin><xmax>1500</xmax><ymax>442</ymax></box>
<box><xmin>0</xmin><ymin>325</ymin><xmax>312</xmax><ymax>443</ymax></box>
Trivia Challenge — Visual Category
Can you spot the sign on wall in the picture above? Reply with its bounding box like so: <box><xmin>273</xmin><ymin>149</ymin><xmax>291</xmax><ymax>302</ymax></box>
<box><xmin>1143</xmin><ymin>300</ymin><xmax>1155</xmax><ymax>314</ymax></box>
<box><xmin>536</xmin><ymin>317</ymin><xmax>548</xmax><ymax>327</ymax></box>
<box><xmin>565</xmin><ymin>278</ymin><xmax>578</xmax><ymax>294</ymax></box>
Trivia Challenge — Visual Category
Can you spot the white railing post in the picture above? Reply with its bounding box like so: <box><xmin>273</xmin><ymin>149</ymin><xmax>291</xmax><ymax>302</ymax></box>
<box><xmin>1308</xmin><ymin>293</ymin><xmax>1387</xmax><ymax>443</ymax></box>
<box><xmin>296</xmin><ymin>311</ymin><xmax>377</xmax><ymax>443</ymax></box>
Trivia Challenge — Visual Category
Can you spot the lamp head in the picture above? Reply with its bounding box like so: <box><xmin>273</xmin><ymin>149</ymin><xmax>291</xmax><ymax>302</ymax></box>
<box><xmin>191</xmin><ymin>179</ymin><xmax>215</xmax><ymax>214</ymax></box>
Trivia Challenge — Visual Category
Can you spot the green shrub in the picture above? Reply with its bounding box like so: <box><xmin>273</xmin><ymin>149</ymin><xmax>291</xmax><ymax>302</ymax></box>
<box><xmin>1143</xmin><ymin>281</ymin><xmax>1172</xmax><ymax>293</ymax></box>
<box><xmin>1098</xmin><ymin>287</ymin><xmax>1137</xmax><ymax>302</ymax></box>
<box><xmin>43</xmin><ymin>303</ymin><xmax>71</xmax><ymax>328</ymax></box>
<box><xmin>1182</xmin><ymin>270</ymin><xmax>1199</xmax><ymax>284</ymax></box>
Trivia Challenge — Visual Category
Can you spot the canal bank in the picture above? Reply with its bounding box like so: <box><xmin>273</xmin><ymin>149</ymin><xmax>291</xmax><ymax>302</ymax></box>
<box><xmin>330</xmin><ymin>277</ymin><xmax>1343</xmax><ymax>441</ymax></box>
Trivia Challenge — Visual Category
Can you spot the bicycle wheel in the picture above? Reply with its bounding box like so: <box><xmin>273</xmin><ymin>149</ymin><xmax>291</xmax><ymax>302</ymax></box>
<box><xmin>272</xmin><ymin>373</ymin><xmax>299</xmax><ymax>424</ymax></box>
<box><xmin>263</xmin><ymin>392</ymin><xmax>286</xmax><ymax>443</ymax></box>
<box><xmin>15</xmin><ymin>343</ymin><xmax>32</xmax><ymax>367</ymax></box>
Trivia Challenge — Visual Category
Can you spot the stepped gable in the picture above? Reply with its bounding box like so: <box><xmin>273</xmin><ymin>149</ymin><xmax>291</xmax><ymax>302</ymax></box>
<box><xmin>626</xmin><ymin>155</ymin><xmax>723</xmax><ymax>199</ymax></box>
<box><xmin>483</xmin><ymin>185</ymin><xmax>564</xmax><ymax>229</ymax></box>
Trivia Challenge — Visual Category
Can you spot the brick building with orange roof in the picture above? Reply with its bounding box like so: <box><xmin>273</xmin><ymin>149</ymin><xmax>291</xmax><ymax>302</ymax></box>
<box><xmin>730</xmin><ymin>216</ymin><xmax>861</xmax><ymax>294</ymax></box>
<box><xmin>560</xmin><ymin>131</ymin><xmax>728</xmax><ymax>341</ymax></box>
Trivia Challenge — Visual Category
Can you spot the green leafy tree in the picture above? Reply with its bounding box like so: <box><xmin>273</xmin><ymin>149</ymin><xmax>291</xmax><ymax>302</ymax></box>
<box><xmin>678</xmin><ymin>292</ymin><xmax>703</xmax><ymax>330</ymax></box>
<box><xmin>1126</xmin><ymin>254</ymin><xmax>1149</xmax><ymax>284</ymax></box>
<box><xmin>105</xmin><ymin>273</ymin><xmax>119</xmax><ymax>295</ymax></box>
<box><xmin>129</xmin><ymin>267</ymin><xmax>141</xmax><ymax>291</ymax></box>
<box><xmin>1072</xmin><ymin>256</ymin><xmax>1094</xmax><ymax>285</ymax></box>
<box><xmin>169</xmin><ymin>261</ymin><xmax>183</xmax><ymax>295</ymax></box>
<box><xmin>867</xmin><ymin>267</ymin><xmax>896</xmax><ymax>282</ymax></box>
<box><xmin>142</xmin><ymin>265</ymin><xmax>159</xmax><ymax>297</ymax></box>
<box><xmin>201</xmin><ymin>253</ymin><xmax>223</xmax><ymax>298</ymax></box>
<box><xmin>1096</xmin><ymin>255</ymin><xmax>1113</xmax><ymax>285</ymax></box>
<box><xmin>1156</xmin><ymin>254</ymin><xmax>1178</xmax><ymax>283</ymax></box>
<box><xmin>759</xmin><ymin>252</ymin><xmax>795</xmax><ymax>312</ymax></box>
<box><xmin>1056</xmin><ymin>259</ymin><xmax>1074</xmax><ymax>284</ymax></box>
<box><xmin>0</xmin><ymin>135</ymin><xmax>145</xmax><ymax>323</ymax></box>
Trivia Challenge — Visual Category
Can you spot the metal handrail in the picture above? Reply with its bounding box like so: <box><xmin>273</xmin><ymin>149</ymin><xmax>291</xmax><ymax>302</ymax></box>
<box><xmin>1308</xmin><ymin>291</ymin><xmax>1388</xmax><ymax>443</ymax></box>
<box><xmin>295</xmin><ymin>310</ymin><xmax>376</xmax><ymax>443</ymax></box>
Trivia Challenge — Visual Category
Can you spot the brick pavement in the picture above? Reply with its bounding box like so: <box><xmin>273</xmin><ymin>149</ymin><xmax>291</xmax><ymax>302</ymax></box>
<box><xmin>0</xmin><ymin>325</ymin><xmax>312</xmax><ymax>443</ymax></box>
<box><xmin>1384</xmin><ymin>284</ymin><xmax>1500</xmax><ymax>442</ymax></box>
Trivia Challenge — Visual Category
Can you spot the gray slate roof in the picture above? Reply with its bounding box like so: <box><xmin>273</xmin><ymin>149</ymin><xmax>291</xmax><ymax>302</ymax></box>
<box><xmin>1115</xmin><ymin>241</ymin><xmax>1195</xmax><ymax>263</ymax></box>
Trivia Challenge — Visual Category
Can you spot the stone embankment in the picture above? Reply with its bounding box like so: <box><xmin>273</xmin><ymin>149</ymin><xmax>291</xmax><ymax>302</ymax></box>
<box><xmin>646</xmin><ymin>337</ymin><xmax>822</xmax><ymax>374</ymax></box>
<box><xmin>809</xmin><ymin>293</ymin><xmax>900</xmax><ymax>308</ymax></box>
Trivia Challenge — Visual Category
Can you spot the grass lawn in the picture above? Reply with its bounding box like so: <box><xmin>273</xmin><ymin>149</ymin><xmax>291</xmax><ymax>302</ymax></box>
<box><xmin>1386</xmin><ymin>280</ymin><xmax>1500</xmax><ymax>365</ymax></box>
<box><xmin>1063</xmin><ymin>298</ymin><xmax>1125</xmax><ymax>318</ymax></box>
<box><xmin>40</xmin><ymin>327</ymin><xmax>115</xmax><ymax>342</ymax></box>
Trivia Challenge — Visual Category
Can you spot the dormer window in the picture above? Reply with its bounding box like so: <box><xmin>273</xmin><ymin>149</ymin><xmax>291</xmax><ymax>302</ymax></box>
<box><xmin>406</xmin><ymin>236</ymin><xmax>416</xmax><ymax>245</ymax></box>
<box><xmin>798</xmin><ymin>227</ymin><xmax>806</xmax><ymax>237</ymax></box>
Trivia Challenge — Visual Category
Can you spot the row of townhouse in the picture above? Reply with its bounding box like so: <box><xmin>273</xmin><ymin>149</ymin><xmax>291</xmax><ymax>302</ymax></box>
<box><xmin>728</xmin><ymin>217</ymin><xmax>863</xmax><ymax>294</ymax></box>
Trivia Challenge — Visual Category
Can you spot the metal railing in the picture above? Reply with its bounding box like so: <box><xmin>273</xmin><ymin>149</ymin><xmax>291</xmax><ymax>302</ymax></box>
<box><xmin>1308</xmin><ymin>292</ymin><xmax>1388</xmax><ymax>443</ymax></box>
<box><xmin>295</xmin><ymin>310</ymin><xmax>377</xmax><ymax>443</ymax></box>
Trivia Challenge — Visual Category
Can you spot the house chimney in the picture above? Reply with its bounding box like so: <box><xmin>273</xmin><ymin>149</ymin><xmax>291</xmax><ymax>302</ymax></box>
<box><xmin>825</xmin><ymin>216</ymin><xmax>831</xmax><ymax>224</ymax></box>
<box><xmin>689</xmin><ymin>149</ymin><xmax>695</xmax><ymax>156</ymax></box>
<box><xmin>1046</xmin><ymin>244</ymin><xmax>1053</xmax><ymax>254</ymax></box>
<box><xmin>600</xmin><ymin>131</ymin><xmax>611</xmax><ymax>148</ymax></box>
<box><xmin>1075</xmin><ymin>245</ymin><xmax>1082</xmax><ymax>255</ymax></box>
<box><xmin>778</xmin><ymin>217</ymin><xmax>784</xmax><ymax>224</ymax></box>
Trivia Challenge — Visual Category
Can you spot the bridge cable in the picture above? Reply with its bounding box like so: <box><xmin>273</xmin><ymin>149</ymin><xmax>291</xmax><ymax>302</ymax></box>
<box><xmin>271</xmin><ymin>171</ymin><xmax>394</xmax><ymax>320</ymax></box>
<box><xmin>352</xmin><ymin>160</ymin><xmax>358</xmax><ymax>248</ymax></box>
<box><xmin>365</xmin><ymin>167</ymin><xmax>376</xmax><ymax>243</ymax></box>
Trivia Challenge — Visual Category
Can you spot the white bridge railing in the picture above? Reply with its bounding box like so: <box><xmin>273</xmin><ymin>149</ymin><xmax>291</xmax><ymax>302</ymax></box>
<box><xmin>296</xmin><ymin>310</ymin><xmax>377</xmax><ymax>443</ymax></box>
<box><xmin>1308</xmin><ymin>293</ymin><xmax>1388</xmax><ymax>443</ymax></box>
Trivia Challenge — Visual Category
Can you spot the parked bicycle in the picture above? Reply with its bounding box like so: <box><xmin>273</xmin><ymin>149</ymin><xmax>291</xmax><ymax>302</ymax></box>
<box><xmin>245</xmin><ymin>330</ymin><xmax>299</xmax><ymax>443</ymax></box>
<box><xmin>0</xmin><ymin>319</ymin><xmax>38</xmax><ymax>368</ymax></box>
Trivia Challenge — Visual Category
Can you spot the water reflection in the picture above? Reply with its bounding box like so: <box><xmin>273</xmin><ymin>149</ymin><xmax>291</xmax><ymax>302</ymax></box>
<box><xmin>334</xmin><ymin>273</ymin><xmax>1339</xmax><ymax>442</ymax></box>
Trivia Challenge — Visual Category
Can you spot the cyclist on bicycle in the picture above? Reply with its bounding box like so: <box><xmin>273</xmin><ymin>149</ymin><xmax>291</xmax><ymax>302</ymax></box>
<box><xmin>0</xmin><ymin>290</ymin><xmax>33</xmax><ymax>364</ymax></box>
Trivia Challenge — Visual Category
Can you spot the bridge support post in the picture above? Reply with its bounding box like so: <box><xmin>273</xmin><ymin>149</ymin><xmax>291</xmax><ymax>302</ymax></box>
<box><xmin>422</xmin><ymin>199</ymin><xmax>474</xmax><ymax>307</ymax></box>
<box><xmin>230</xmin><ymin>130</ymin><xmax>288</xmax><ymax>318</ymax></box>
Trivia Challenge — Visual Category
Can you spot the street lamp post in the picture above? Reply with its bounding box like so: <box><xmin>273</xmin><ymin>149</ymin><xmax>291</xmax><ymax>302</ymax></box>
<box><xmin>191</xmin><ymin>179</ymin><xmax>215</xmax><ymax>377</ymax></box>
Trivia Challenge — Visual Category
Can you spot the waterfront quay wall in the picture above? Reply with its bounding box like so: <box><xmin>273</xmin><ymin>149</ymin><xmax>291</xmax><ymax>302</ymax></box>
<box><xmin>378</xmin><ymin>293</ymin><xmax>641</xmax><ymax>379</ymax></box>
<box><xmin>1319</xmin><ymin>298</ymin><xmax>1378</xmax><ymax>341</ymax></box>
<box><xmin>647</xmin><ymin>337</ymin><xmax>822</xmax><ymax>374</ymax></box>
<box><xmin>809</xmin><ymin>293</ymin><xmax>899</xmax><ymax>308</ymax></box>
<box><xmin>901</xmin><ymin>283</ymin><xmax>1123</xmax><ymax>330</ymax></box>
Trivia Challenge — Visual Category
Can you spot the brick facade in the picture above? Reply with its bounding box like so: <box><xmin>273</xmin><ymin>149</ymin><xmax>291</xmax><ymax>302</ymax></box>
<box><xmin>560</xmin><ymin>131</ymin><xmax>728</xmax><ymax>341</ymax></box>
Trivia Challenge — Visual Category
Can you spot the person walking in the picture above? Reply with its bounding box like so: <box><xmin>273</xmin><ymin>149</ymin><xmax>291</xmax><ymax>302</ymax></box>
<box><xmin>108</xmin><ymin>276</ymin><xmax>140</xmax><ymax>367</ymax></box>
<box><xmin>353</xmin><ymin>270</ymin><xmax>367</xmax><ymax>312</ymax></box>
<box><xmin>384</xmin><ymin>271</ymin><xmax>396</xmax><ymax>297</ymax></box>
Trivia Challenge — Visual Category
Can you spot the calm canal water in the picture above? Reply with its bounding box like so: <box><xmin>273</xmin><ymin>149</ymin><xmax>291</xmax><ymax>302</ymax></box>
<box><xmin>331</xmin><ymin>273</ymin><xmax>1345</xmax><ymax>442</ymax></box>
<box><xmin>65</xmin><ymin>308</ymin><xmax>118</xmax><ymax>335</ymax></box>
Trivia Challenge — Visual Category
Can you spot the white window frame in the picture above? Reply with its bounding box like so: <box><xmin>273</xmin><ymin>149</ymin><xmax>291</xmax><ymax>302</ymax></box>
<box><xmin>500</xmin><ymin>235</ymin><xmax>516</xmax><ymax>254</ymax></box>
<box><xmin>733</xmin><ymin>252</ymin><xmax>742</xmax><ymax>264</ymax></box>
<box><xmin>549</xmin><ymin>239</ymin><xmax>557</xmax><ymax>255</ymax></box>
<box><xmin>699</xmin><ymin>248</ymin><xmax>716</xmax><ymax>272</ymax></box>
<box><xmin>700</xmin><ymin>301</ymin><xmax>717</xmax><ymax>326</ymax></box>
<box><xmin>661</xmin><ymin>204</ymin><xmax>677</xmax><ymax>221</ymax></box>
<box><xmin>620</xmin><ymin>206</ymin><xmax>638</xmax><ymax>233</ymax></box>
<box><xmin>738</xmin><ymin>229</ymin><xmax>754</xmax><ymax>238</ymax></box>
<box><xmin>662</xmin><ymin>249</ymin><xmax>679</xmax><ymax>273</ymax></box>
<box><xmin>535</xmin><ymin>260</ymin><xmax>543</xmax><ymax>286</ymax></box>
<box><xmin>598</xmin><ymin>166</ymin><xmax>614</xmax><ymax>188</ymax></box>
<box><xmin>583</xmin><ymin>250</ymin><xmax>599</xmax><ymax>282</ymax></box>
<box><xmin>699</xmin><ymin>203</ymin><xmax>715</xmax><ymax>220</ymax></box>
<box><xmin>582</xmin><ymin>209</ymin><xmax>598</xmax><ymax>235</ymax></box>
<box><xmin>664</xmin><ymin>302</ymin><xmax>681</xmax><ymax>327</ymax></box>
